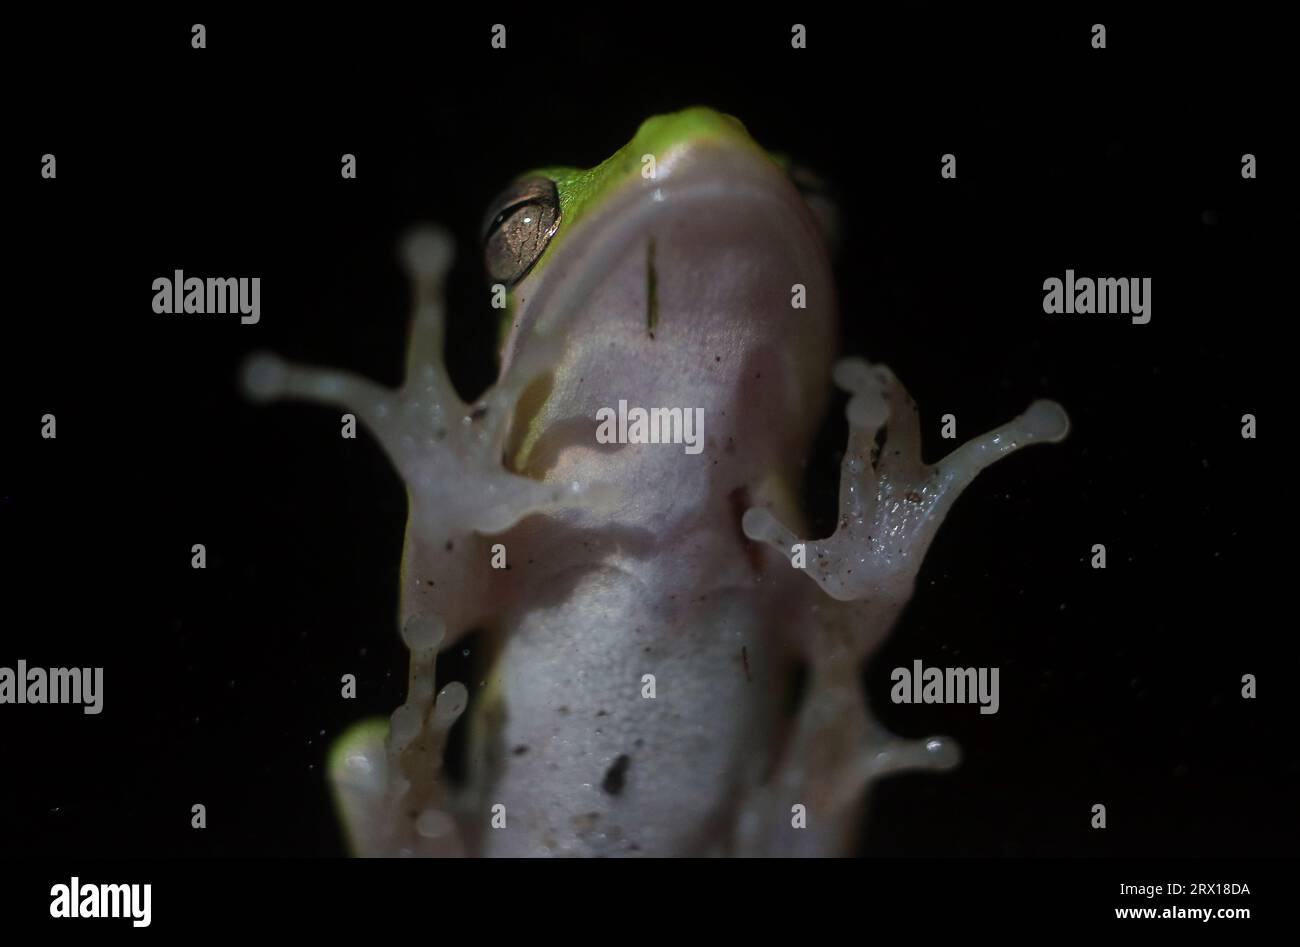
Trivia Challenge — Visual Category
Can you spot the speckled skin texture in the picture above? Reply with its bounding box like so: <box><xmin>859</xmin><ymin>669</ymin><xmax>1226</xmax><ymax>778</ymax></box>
<box><xmin>245</xmin><ymin>109</ymin><xmax>1068</xmax><ymax>857</ymax></box>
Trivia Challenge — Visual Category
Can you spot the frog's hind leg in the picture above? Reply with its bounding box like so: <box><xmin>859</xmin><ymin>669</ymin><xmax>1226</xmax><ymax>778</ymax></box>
<box><xmin>734</xmin><ymin>357</ymin><xmax>1068</xmax><ymax>855</ymax></box>
<box><xmin>733</xmin><ymin>601</ymin><xmax>961</xmax><ymax>856</ymax></box>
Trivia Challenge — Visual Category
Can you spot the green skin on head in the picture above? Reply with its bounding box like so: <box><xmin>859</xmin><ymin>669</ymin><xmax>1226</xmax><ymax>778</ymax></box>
<box><xmin>495</xmin><ymin>107</ymin><xmax>788</xmax><ymax>344</ymax></box>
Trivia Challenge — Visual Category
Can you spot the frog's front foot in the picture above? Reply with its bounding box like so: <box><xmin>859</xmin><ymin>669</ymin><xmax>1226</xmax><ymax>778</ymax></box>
<box><xmin>744</xmin><ymin>356</ymin><xmax>1069</xmax><ymax>609</ymax></box>
<box><xmin>243</xmin><ymin>226</ymin><xmax>600</xmax><ymax>540</ymax></box>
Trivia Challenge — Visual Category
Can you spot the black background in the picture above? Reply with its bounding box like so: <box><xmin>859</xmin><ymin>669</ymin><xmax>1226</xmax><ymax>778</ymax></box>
<box><xmin>2</xmin><ymin>8</ymin><xmax>1292</xmax><ymax>862</ymax></box>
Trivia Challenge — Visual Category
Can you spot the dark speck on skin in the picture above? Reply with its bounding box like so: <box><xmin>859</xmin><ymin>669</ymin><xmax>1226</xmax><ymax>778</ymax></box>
<box><xmin>601</xmin><ymin>754</ymin><xmax>631</xmax><ymax>795</ymax></box>
<box><xmin>512</xmin><ymin>745</ymin><xmax>529</xmax><ymax>756</ymax></box>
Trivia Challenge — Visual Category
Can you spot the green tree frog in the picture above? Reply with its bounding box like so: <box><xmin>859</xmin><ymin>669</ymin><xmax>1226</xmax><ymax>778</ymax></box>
<box><xmin>243</xmin><ymin>107</ymin><xmax>1069</xmax><ymax>856</ymax></box>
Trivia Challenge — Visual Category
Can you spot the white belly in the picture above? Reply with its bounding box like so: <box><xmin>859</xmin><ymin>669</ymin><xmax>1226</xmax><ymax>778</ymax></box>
<box><xmin>470</xmin><ymin>561</ymin><xmax>785</xmax><ymax>856</ymax></box>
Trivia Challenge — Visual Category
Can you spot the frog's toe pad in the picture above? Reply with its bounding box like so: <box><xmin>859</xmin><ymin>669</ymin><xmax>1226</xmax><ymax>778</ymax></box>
<box><xmin>327</xmin><ymin>719</ymin><xmax>392</xmax><ymax>857</ymax></box>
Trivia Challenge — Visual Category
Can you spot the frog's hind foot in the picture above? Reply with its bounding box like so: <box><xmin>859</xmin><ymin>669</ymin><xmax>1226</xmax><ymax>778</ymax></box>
<box><xmin>743</xmin><ymin>356</ymin><xmax>1069</xmax><ymax>610</ymax></box>
<box><xmin>326</xmin><ymin>610</ymin><xmax>473</xmax><ymax>857</ymax></box>
<box><xmin>733</xmin><ymin>645</ymin><xmax>960</xmax><ymax>857</ymax></box>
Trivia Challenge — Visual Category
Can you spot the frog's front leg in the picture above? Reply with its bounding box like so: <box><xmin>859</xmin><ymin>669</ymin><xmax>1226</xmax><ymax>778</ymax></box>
<box><xmin>242</xmin><ymin>228</ymin><xmax>601</xmax><ymax>856</ymax></box>
<box><xmin>736</xmin><ymin>358</ymin><xmax>1069</xmax><ymax>856</ymax></box>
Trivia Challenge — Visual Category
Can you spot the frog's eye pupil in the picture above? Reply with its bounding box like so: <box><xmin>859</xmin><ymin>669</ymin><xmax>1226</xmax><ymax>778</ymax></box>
<box><xmin>483</xmin><ymin>178</ymin><xmax>561</xmax><ymax>287</ymax></box>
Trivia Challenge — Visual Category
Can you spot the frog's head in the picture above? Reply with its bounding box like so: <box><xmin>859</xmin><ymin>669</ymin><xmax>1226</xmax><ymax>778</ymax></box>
<box><xmin>483</xmin><ymin>107</ymin><xmax>838</xmax><ymax>486</ymax></box>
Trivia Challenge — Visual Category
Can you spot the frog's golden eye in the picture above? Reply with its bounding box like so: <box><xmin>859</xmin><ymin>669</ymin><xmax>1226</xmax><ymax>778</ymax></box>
<box><xmin>483</xmin><ymin>177</ymin><xmax>561</xmax><ymax>287</ymax></box>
